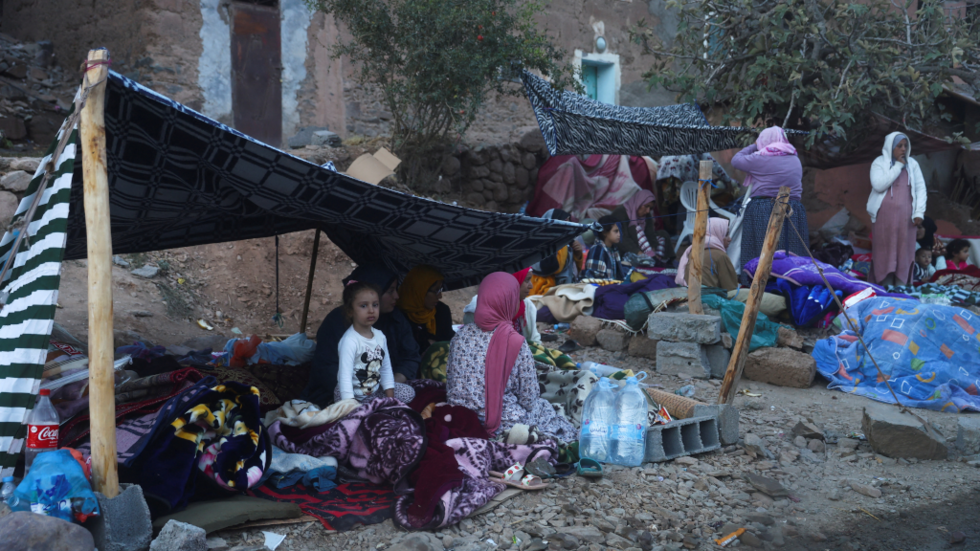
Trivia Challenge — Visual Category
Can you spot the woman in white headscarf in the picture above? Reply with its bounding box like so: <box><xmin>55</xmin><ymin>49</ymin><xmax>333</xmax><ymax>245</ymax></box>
<box><xmin>867</xmin><ymin>132</ymin><xmax>927</xmax><ymax>286</ymax></box>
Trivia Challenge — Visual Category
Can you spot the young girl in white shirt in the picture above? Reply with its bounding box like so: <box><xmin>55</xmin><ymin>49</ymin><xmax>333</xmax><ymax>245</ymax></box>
<box><xmin>335</xmin><ymin>281</ymin><xmax>416</xmax><ymax>404</ymax></box>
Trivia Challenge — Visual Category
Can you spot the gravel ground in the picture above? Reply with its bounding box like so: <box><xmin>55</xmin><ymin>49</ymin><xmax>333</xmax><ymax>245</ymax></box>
<box><xmin>216</xmin><ymin>332</ymin><xmax>980</xmax><ymax>551</ymax></box>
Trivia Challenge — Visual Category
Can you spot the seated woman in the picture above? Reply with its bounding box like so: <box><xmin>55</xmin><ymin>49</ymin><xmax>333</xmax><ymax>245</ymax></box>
<box><xmin>675</xmin><ymin>218</ymin><xmax>738</xmax><ymax>291</ymax></box>
<box><xmin>610</xmin><ymin>189</ymin><xmax>674</xmax><ymax>266</ymax></box>
<box><xmin>302</xmin><ymin>265</ymin><xmax>420</xmax><ymax>408</ymax></box>
<box><xmin>397</xmin><ymin>264</ymin><xmax>455</xmax><ymax>357</ymax></box>
<box><xmin>447</xmin><ymin>272</ymin><xmax>577</xmax><ymax>442</ymax></box>
<box><xmin>580</xmin><ymin>215</ymin><xmax>627</xmax><ymax>280</ymax></box>
<box><xmin>529</xmin><ymin>209</ymin><xmax>583</xmax><ymax>296</ymax></box>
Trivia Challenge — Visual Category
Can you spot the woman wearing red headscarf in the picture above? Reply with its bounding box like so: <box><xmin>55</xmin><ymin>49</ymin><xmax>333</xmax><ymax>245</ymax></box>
<box><xmin>446</xmin><ymin>272</ymin><xmax>576</xmax><ymax>441</ymax></box>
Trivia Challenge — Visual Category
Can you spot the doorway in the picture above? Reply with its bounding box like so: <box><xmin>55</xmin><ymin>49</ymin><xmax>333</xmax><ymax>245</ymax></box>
<box><xmin>230</xmin><ymin>1</ymin><xmax>282</xmax><ymax>146</ymax></box>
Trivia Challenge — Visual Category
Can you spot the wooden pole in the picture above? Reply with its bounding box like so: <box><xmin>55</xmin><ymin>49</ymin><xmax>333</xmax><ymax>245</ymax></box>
<box><xmin>299</xmin><ymin>227</ymin><xmax>321</xmax><ymax>335</ymax></box>
<box><xmin>686</xmin><ymin>160</ymin><xmax>713</xmax><ymax>315</ymax></box>
<box><xmin>81</xmin><ymin>48</ymin><xmax>118</xmax><ymax>498</ymax></box>
<box><xmin>717</xmin><ymin>186</ymin><xmax>791</xmax><ymax>405</ymax></box>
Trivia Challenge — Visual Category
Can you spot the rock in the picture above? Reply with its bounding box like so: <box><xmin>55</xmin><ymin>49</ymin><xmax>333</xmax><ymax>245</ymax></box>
<box><xmin>956</xmin><ymin>417</ymin><xmax>980</xmax><ymax>454</ymax></box>
<box><xmin>0</xmin><ymin>170</ymin><xmax>32</xmax><ymax>192</ymax></box>
<box><xmin>597</xmin><ymin>328</ymin><xmax>630</xmax><ymax>352</ymax></box>
<box><xmin>114</xmin><ymin>329</ymin><xmax>145</xmax><ymax>349</ymax></box>
<box><xmin>704</xmin><ymin>343</ymin><xmax>730</xmax><ymax>379</ymax></box>
<box><xmin>776</xmin><ymin>326</ymin><xmax>803</xmax><ymax>349</ymax></box>
<box><xmin>287</xmin><ymin>126</ymin><xmax>332</xmax><ymax>148</ymax></box>
<box><xmin>746</xmin><ymin>513</ymin><xmax>775</xmax><ymax>526</ymax></box>
<box><xmin>520</xmin><ymin>128</ymin><xmax>546</xmax><ymax>152</ymax></box>
<box><xmin>849</xmin><ymin>481</ymin><xmax>881</xmax><ymax>498</ymax></box>
<box><xmin>0</xmin><ymin>511</ymin><xmax>95</xmax><ymax>551</ymax></box>
<box><xmin>558</xmin><ymin>526</ymin><xmax>604</xmax><ymax>544</ymax></box>
<box><xmin>522</xmin><ymin>152</ymin><xmax>537</xmax><ymax>170</ymax></box>
<box><xmin>742</xmin><ymin>472</ymin><xmax>788</xmax><ymax>497</ymax></box>
<box><xmin>793</xmin><ymin>435</ymin><xmax>807</xmax><ymax>448</ymax></box>
<box><xmin>742</xmin><ymin>433</ymin><xmax>774</xmax><ymax>459</ymax></box>
<box><xmin>569</xmin><ymin>316</ymin><xmax>602</xmax><ymax>346</ymax></box>
<box><xmin>548</xmin><ymin>533</ymin><xmax>579</xmax><ymax>550</ymax></box>
<box><xmin>838</xmin><ymin>437</ymin><xmax>860</xmax><ymax>451</ymax></box>
<box><xmin>862</xmin><ymin>404</ymin><xmax>947</xmax><ymax>460</ymax></box>
<box><xmin>131</xmin><ymin>264</ymin><xmax>159</xmax><ymax>278</ymax></box>
<box><xmin>673</xmin><ymin>456</ymin><xmax>698</xmax><ymax>465</ymax></box>
<box><xmin>627</xmin><ymin>334</ymin><xmax>658</xmax><ymax>359</ymax></box>
<box><xmin>310</xmin><ymin>130</ymin><xmax>341</xmax><ymax>147</ymax></box>
<box><xmin>647</xmin><ymin>312</ymin><xmax>721</xmax><ymax>344</ymax></box>
<box><xmin>150</xmin><ymin>520</ymin><xmax>206</xmax><ymax>551</ymax></box>
<box><xmin>387</xmin><ymin>533</ymin><xmax>445</xmax><ymax>551</ymax></box>
<box><xmin>0</xmin><ymin>191</ymin><xmax>17</xmax><ymax>226</ymax></box>
<box><xmin>0</xmin><ymin>116</ymin><xmax>27</xmax><ymax>140</ymax></box>
<box><xmin>721</xmin><ymin>332</ymin><xmax>733</xmax><ymax>349</ymax></box>
<box><xmin>807</xmin><ymin>439</ymin><xmax>826</xmax><ymax>454</ymax></box>
<box><xmin>739</xmin><ymin>531</ymin><xmax>763</xmax><ymax>548</ymax></box>
<box><xmin>592</xmin><ymin>518</ymin><xmax>616</xmax><ymax>533</ymax></box>
<box><xmin>743</xmin><ymin>348</ymin><xmax>816</xmax><ymax>388</ymax></box>
<box><xmin>603</xmin><ymin>532</ymin><xmax>633</xmax><ymax>549</ymax></box>
<box><xmin>112</xmin><ymin>255</ymin><xmax>130</xmax><ymax>267</ymax></box>
<box><xmin>0</xmin><ymin>503</ymin><xmax>10</xmax><ymax>519</ymax></box>
<box><xmin>441</xmin><ymin>155</ymin><xmax>460</xmax><ymax>176</ymax></box>
<box><xmin>792</xmin><ymin>420</ymin><xmax>824</xmax><ymax>440</ymax></box>
<box><xmin>951</xmin><ymin>531</ymin><xmax>967</xmax><ymax>545</ymax></box>
<box><xmin>207</xmin><ymin>537</ymin><xmax>229</xmax><ymax>551</ymax></box>
<box><xmin>656</xmin><ymin>341</ymin><xmax>710</xmax><ymax>379</ymax></box>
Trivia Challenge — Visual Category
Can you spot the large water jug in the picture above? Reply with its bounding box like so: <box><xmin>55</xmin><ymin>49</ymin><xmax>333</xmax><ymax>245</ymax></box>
<box><xmin>609</xmin><ymin>377</ymin><xmax>648</xmax><ymax>466</ymax></box>
<box><xmin>579</xmin><ymin>378</ymin><xmax>617</xmax><ymax>462</ymax></box>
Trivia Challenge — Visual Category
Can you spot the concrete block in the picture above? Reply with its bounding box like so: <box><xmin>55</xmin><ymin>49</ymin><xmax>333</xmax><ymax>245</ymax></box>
<box><xmin>568</xmin><ymin>316</ymin><xmax>601</xmax><ymax>346</ymax></box>
<box><xmin>88</xmin><ymin>484</ymin><xmax>153</xmax><ymax>551</ymax></box>
<box><xmin>647</xmin><ymin>312</ymin><xmax>721</xmax><ymax>344</ymax></box>
<box><xmin>704</xmin><ymin>343</ymin><xmax>730</xmax><ymax>379</ymax></box>
<box><xmin>717</xmin><ymin>404</ymin><xmax>740</xmax><ymax>446</ymax></box>
<box><xmin>862</xmin><ymin>404</ymin><xmax>947</xmax><ymax>460</ymax></box>
<box><xmin>957</xmin><ymin>417</ymin><xmax>980</xmax><ymax>454</ymax></box>
<box><xmin>644</xmin><ymin>416</ymin><xmax>721</xmax><ymax>463</ymax></box>
<box><xmin>627</xmin><ymin>334</ymin><xmax>658</xmax><ymax>359</ymax></box>
<box><xmin>743</xmin><ymin>348</ymin><xmax>815</xmax><ymax>388</ymax></box>
<box><xmin>149</xmin><ymin>520</ymin><xmax>206</xmax><ymax>551</ymax></box>
<box><xmin>656</xmin><ymin>341</ymin><xmax>710</xmax><ymax>379</ymax></box>
<box><xmin>596</xmin><ymin>328</ymin><xmax>630</xmax><ymax>351</ymax></box>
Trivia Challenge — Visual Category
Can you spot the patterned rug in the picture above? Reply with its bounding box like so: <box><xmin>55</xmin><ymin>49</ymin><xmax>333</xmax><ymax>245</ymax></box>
<box><xmin>247</xmin><ymin>482</ymin><xmax>395</xmax><ymax>532</ymax></box>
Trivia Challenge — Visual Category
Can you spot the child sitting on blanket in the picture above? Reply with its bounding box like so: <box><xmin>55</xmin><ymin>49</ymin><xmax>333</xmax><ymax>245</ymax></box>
<box><xmin>580</xmin><ymin>215</ymin><xmax>626</xmax><ymax>280</ymax></box>
<box><xmin>335</xmin><ymin>281</ymin><xmax>415</xmax><ymax>404</ymax></box>
<box><xmin>944</xmin><ymin>239</ymin><xmax>972</xmax><ymax>271</ymax></box>
<box><xmin>913</xmin><ymin>248</ymin><xmax>935</xmax><ymax>283</ymax></box>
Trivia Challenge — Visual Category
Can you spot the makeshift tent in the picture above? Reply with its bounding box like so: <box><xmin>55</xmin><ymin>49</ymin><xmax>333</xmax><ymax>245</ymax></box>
<box><xmin>0</xmin><ymin>70</ymin><xmax>588</xmax><ymax>476</ymax></box>
<box><xmin>521</xmin><ymin>70</ymin><xmax>807</xmax><ymax>158</ymax></box>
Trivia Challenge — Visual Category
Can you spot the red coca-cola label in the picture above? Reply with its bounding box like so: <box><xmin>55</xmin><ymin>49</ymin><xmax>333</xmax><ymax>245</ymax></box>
<box><xmin>26</xmin><ymin>424</ymin><xmax>59</xmax><ymax>449</ymax></box>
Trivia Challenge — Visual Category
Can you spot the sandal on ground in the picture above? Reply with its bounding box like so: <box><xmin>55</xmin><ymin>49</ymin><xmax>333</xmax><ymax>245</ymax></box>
<box><xmin>576</xmin><ymin>458</ymin><xmax>603</xmax><ymax>478</ymax></box>
<box><xmin>488</xmin><ymin>464</ymin><xmax>550</xmax><ymax>490</ymax></box>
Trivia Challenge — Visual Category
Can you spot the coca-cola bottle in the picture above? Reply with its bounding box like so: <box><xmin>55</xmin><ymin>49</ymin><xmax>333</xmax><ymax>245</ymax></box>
<box><xmin>25</xmin><ymin>388</ymin><xmax>59</xmax><ymax>473</ymax></box>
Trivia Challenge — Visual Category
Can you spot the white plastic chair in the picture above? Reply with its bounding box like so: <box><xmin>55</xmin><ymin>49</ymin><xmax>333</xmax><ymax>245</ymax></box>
<box><xmin>675</xmin><ymin>181</ymin><xmax>738</xmax><ymax>252</ymax></box>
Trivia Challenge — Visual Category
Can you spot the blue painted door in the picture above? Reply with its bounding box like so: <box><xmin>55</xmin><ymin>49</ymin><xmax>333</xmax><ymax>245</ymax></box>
<box><xmin>582</xmin><ymin>65</ymin><xmax>598</xmax><ymax>101</ymax></box>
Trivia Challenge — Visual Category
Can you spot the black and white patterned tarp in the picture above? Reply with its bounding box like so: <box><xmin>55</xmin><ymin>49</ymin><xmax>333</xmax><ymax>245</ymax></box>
<box><xmin>521</xmin><ymin>70</ymin><xmax>807</xmax><ymax>157</ymax></box>
<box><xmin>62</xmin><ymin>72</ymin><xmax>587</xmax><ymax>289</ymax></box>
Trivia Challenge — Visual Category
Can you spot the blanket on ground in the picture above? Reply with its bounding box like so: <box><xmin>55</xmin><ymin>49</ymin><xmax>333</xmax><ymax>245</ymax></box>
<box><xmin>538</xmin><ymin>366</ymin><xmax>598</xmax><ymax>427</ymax></box>
<box><xmin>532</xmin><ymin>283</ymin><xmax>596</xmax><ymax>323</ymax></box>
<box><xmin>744</xmin><ymin>252</ymin><xmax>901</xmax><ymax>299</ymax></box>
<box><xmin>267</xmin><ymin>397</ymin><xmax>425</xmax><ymax>487</ymax></box>
<box><xmin>592</xmin><ymin>275</ymin><xmax>677</xmax><ymax>320</ymax></box>
<box><xmin>126</xmin><ymin>378</ymin><xmax>270</xmax><ymax>515</ymax></box>
<box><xmin>248</xmin><ymin>482</ymin><xmax>394</xmax><ymax>532</ymax></box>
<box><xmin>262</xmin><ymin>399</ymin><xmax>359</xmax><ymax>429</ymax></box>
<box><xmin>887</xmin><ymin>283</ymin><xmax>980</xmax><ymax>308</ymax></box>
<box><xmin>813</xmin><ymin>297</ymin><xmax>980</xmax><ymax>412</ymax></box>
<box><xmin>931</xmin><ymin>266</ymin><xmax>980</xmax><ymax>293</ymax></box>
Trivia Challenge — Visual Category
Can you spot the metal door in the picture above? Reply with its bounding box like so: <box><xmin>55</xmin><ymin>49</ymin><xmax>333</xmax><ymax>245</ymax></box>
<box><xmin>582</xmin><ymin>64</ymin><xmax>598</xmax><ymax>101</ymax></box>
<box><xmin>231</xmin><ymin>2</ymin><xmax>282</xmax><ymax>146</ymax></box>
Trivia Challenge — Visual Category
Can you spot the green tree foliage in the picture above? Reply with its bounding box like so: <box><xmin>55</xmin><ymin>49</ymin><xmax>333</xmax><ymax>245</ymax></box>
<box><xmin>307</xmin><ymin>0</ymin><xmax>577</xmax><ymax>187</ymax></box>
<box><xmin>632</xmin><ymin>0</ymin><xmax>980</xmax><ymax>155</ymax></box>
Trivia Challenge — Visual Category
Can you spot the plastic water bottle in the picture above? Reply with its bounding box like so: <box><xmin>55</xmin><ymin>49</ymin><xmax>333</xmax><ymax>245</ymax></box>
<box><xmin>578</xmin><ymin>361</ymin><xmax>621</xmax><ymax>378</ymax></box>
<box><xmin>609</xmin><ymin>377</ymin><xmax>648</xmax><ymax>466</ymax></box>
<box><xmin>0</xmin><ymin>476</ymin><xmax>17</xmax><ymax>508</ymax></box>
<box><xmin>25</xmin><ymin>389</ymin><xmax>59</xmax><ymax>473</ymax></box>
<box><xmin>580</xmin><ymin>378</ymin><xmax>617</xmax><ymax>462</ymax></box>
<box><xmin>553</xmin><ymin>323</ymin><xmax>570</xmax><ymax>331</ymax></box>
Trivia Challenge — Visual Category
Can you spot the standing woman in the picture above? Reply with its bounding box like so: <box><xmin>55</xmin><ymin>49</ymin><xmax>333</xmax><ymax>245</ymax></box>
<box><xmin>730</xmin><ymin>127</ymin><xmax>809</xmax><ymax>280</ymax></box>
<box><xmin>867</xmin><ymin>133</ymin><xmax>927</xmax><ymax>286</ymax></box>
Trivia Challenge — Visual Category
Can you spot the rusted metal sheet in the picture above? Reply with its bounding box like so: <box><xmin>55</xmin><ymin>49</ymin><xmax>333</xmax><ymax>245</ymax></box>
<box><xmin>231</xmin><ymin>2</ymin><xmax>282</xmax><ymax>146</ymax></box>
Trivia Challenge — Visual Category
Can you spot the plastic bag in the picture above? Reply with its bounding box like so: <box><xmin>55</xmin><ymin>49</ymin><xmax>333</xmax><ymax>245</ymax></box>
<box><xmin>702</xmin><ymin>295</ymin><xmax>778</xmax><ymax>352</ymax></box>
<box><xmin>12</xmin><ymin>448</ymin><xmax>100</xmax><ymax>523</ymax></box>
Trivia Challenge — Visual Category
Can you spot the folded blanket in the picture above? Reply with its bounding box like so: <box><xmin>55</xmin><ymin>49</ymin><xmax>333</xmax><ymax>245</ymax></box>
<box><xmin>263</xmin><ymin>399</ymin><xmax>359</xmax><ymax>429</ymax></box>
<box><xmin>263</xmin><ymin>447</ymin><xmax>338</xmax><ymax>493</ymax></box>
<box><xmin>532</xmin><ymin>283</ymin><xmax>597</xmax><ymax>322</ymax></box>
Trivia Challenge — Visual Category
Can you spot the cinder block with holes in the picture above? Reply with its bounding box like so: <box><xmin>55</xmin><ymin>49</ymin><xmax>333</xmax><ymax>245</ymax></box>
<box><xmin>644</xmin><ymin>416</ymin><xmax>721</xmax><ymax>463</ymax></box>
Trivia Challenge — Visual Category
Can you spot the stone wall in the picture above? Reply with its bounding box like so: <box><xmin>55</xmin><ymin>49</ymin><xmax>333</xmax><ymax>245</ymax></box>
<box><xmin>0</xmin><ymin>157</ymin><xmax>40</xmax><ymax>228</ymax></box>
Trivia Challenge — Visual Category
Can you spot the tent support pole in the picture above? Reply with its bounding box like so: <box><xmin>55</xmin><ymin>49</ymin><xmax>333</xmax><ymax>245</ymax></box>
<box><xmin>717</xmin><ymin>186</ymin><xmax>791</xmax><ymax>405</ymax></box>
<box><xmin>81</xmin><ymin>48</ymin><xmax>118</xmax><ymax>498</ymax></box>
<box><xmin>299</xmin><ymin>227</ymin><xmax>321</xmax><ymax>335</ymax></box>
<box><xmin>686</xmin><ymin>160</ymin><xmax>712</xmax><ymax>315</ymax></box>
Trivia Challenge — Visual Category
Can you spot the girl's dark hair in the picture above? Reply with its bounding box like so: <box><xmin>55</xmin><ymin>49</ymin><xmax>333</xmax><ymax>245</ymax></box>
<box><xmin>596</xmin><ymin>215</ymin><xmax>619</xmax><ymax>239</ymax></box>
<box><xmin>342</xmin><ymin>281</ymin><xmax>381</xmax><ymax>322</ymax></box>
<box><xmin>946</xmin><ymin>238</ymin><xmax>971</xmax><ymax>259</ymax></box>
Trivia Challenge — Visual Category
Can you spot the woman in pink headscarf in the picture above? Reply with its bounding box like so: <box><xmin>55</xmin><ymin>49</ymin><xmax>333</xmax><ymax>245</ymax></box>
<box><xmin>731</xmin><ymin>126</ymin><xmax>810</xmax><ymax>282</ymax></box>
<box><xmin>610</xmin><ymin>189</ymin><xmax>675</xmax><ymax>266</ymax></box>
<box><xmin>445</xmin><ymin>272</ymin><xmax>576</xmax><ymax>441</ymax></box>
<box><xmin>675</xmin><ymin>218</ymin><xmax>738</xmax><ymax>290</ymax></box>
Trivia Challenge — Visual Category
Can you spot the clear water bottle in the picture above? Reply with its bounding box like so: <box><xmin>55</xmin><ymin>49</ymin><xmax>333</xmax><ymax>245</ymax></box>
<box><xmin>0</xmin><ymin>476</ymin><xmax>17</xmax><ymax>508</ymax></box>
<box><xmin>609</xmin><ymin>377</ymin><xmax>648</xmax><ymax>466</ymax></box>
<box><xmin>580</xmin><ymin>378</ymin><xmax>617</xmax><ymax>462</ymax></box>
<box><xmin>25</xmin><ymin>389</ymin><xmax>59</xmax><ymax>473</ymax></box>
<box><xmin>578</xmin><ymin>361</ymin><xmax>621</xmax><ymax>378</ymax></box>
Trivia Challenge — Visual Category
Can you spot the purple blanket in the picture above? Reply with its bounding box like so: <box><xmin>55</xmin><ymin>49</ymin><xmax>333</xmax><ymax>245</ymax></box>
<box><xmin>743</xmin><ymin>252</ymin><xmax>909</xmax><ymax>299</ymax></box>
<box><xmin>592</xmin><ymin>275</ymin><xmax>677</xmax><ymax>320</ymax></box>
<box><xmin>393</xmin><ymin>437</ymin><xmax>558</xmax><ymax>529</ymax></box>
<box><xmin>268</xmin><ymin>397</ymin><xmax>425</xmax><ymax>486</ymax></box>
